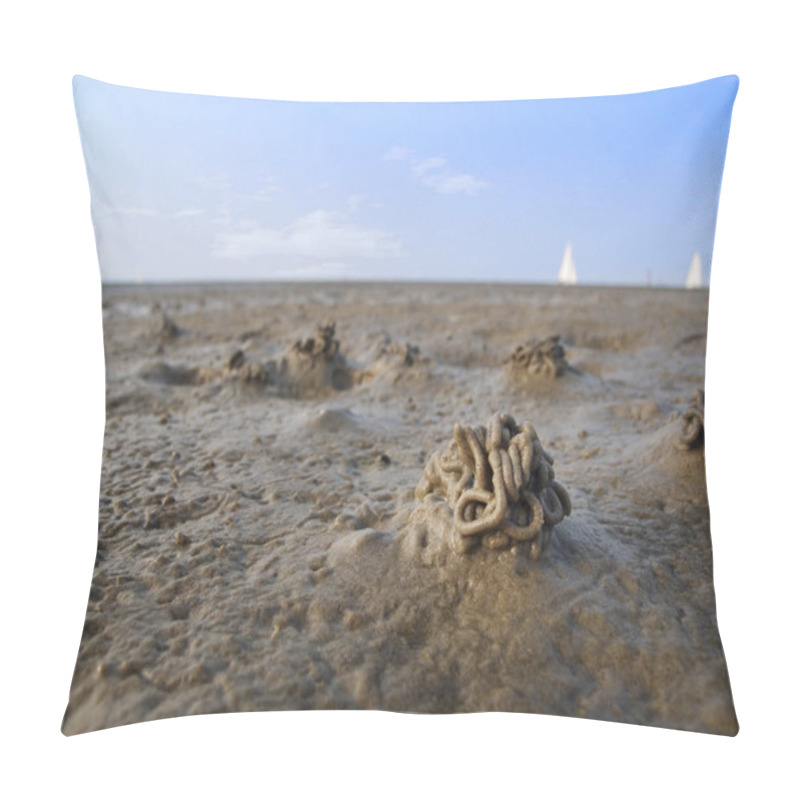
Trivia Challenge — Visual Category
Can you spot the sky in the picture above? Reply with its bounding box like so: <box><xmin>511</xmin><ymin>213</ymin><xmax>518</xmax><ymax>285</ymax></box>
<box><xmin>73</xmin><ymin>75</ymin><xmax>738</xmax><ymax>286</ymax></box>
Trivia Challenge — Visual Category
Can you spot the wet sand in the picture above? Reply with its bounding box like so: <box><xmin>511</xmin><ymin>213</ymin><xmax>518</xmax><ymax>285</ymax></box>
<box><xmin>63</xmin><ymin>282</ymin><xmax>737</xmax><ymax>735</ymax></box>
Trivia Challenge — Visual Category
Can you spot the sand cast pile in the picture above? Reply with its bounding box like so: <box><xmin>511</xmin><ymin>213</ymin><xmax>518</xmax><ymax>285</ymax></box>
<box><xmin>415</xmin><ymin>412</ymin><xmax>571</xmax><ymax>558</ymax></box>
<box><xmin>372</xmin><ymin>336</ymin><xmax>421</xmax><ymax>367</ymax></box>
<box><xmin>140</xmin><ymin>350</ymin><xmax>269</xmax><ymax>387</ymax></box>
<box><xmin>138</xmin><ymin>322</ymin><xmax>389</xmax><ymax>397</ymax></box>
<box><xmin>269</xmin><ymin>321</ymin><xmax>353</xmax><ymax>396</ymax></box>
<box><xmin>291</xmin><ymin>321</ymin><xmax>341</xmax><ymax>361</ymax></box>
<box><xmin>158</xmin><ymin>312</ymin><xmax>182</xmax><ymax>343</ymax></box>
<box><xmin>507</xmin><ymin>335</ymin><xmax>569</xmax><ymax>378</ymax></box>
<box><xmin>678</xmin><ymin>389</ymin><xmax>705</xmax><ymax>450</ymax></box>
<box><xmin>223</xmin><ymin>349</ymin><xmax>270</xmax><ymax>383</ymax></box>
<box><xmin>217</xmin><ymin>322</ymin><xmax>354</xmax><ymax>395</ymax></box>
<box><xmin>359</xmin><ymin>334</ymin><xmax>428</xmax><ymax>386</ymax></box>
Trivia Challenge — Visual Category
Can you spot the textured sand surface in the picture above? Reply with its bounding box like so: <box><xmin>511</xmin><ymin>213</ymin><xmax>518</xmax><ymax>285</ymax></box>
<box><xmin>63</xmin><ymin>282</ymin><xmax>737</xmax><ymax>735</ymax></box>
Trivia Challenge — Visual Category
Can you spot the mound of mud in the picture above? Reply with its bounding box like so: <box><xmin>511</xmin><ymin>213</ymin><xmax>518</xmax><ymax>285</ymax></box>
<box><xmin>415</xmin><ymin>412</ymin><xmax>571</xmax><ymax>558</ymax></box>
<box><xmin>139</xmin><ymin>323</ymin><xmax>355</xmax><ymax>398</ymax></box>
<box><xmin>138</xmin><ymin>362</ymin><xmax>201</xmax><ymax>386</ymax></box>
<box><xmin>678</xmin><ymin>389</ymin><xmax>705</xmax><ymax>450</ymax></box>
<box><xmin>622</xmin><ymin>414</ymin><xmax>708</xmax><ymax>506</ymax></box>
<box><xmin>506</xmin><ymin>335</ymin><xmax>569</xmax><ymax>379</ymax></box>
<box><xmin>371</xmin><ymin>336</ymin><xmax>422</xmax><ymax>368</ymax></box>
<box><xmin>268</xmin><ymin>322</ymin><xmax>354</xmax><ymax>397</ymax></box>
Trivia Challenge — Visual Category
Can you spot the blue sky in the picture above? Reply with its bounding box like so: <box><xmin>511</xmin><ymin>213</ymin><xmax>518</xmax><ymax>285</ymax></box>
<box><xmin>73</xmin><ymin>75</ymin><xmax>738</xmax><ymax>285</ymax></box>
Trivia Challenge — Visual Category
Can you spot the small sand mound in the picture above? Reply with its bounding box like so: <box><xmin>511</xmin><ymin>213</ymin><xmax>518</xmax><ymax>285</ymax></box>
<box><xmin>292</xmin><ymin>321</ymin><xmax>341</xmax><ymax>362</ymax></box>
<box><xmin>306</xmin><ymin>407</ymin><xmax>361</xmax><ymax>433</ymax></box>
<box><xmin>675</xmin><ymin>331</ymin><xmax>706</xmax><ymax>349</ymax></box>
<box><xmin>506</xmin><ymin>335</ymin><xmax>569</xmax><ymax>379</ymax></box>
<box><xmin>227</xmin><ymin>349</ymin><xmax>246</xmax><ymax>370</ymax></box>
<box><xmin>357</xmin><ymin>334</ymin><xmax>429</xmax><ymax>386</ymax></box>
<box><xmin>611</xmin><ymin>399</ymin><xmax>663</xmax><ymax>422</ymax></box>
<box><xmin>159</xmin><ymin>312</ymin><xmax>183</xmax><ymax>342</ymax></box>
<box><xmin>372</xmin><ymin>336</ymin><xmax>422</xmax><ymax>368</ymax></box>
<box><xmin>139</xmin><ymin>325</ymin><xmax>355</xmax><ymax>397</ymax></box>
<box><xmin>678</xmin><ymin>389</ymin><xmax>705</xmax><ymax>450</ymax></box>
<box><xmin>138</xmin><ymin>362</ymin><xmax>201</xmax><ymax>386</ymax></box>
<box><xmin>269</xmin><ymin>322</ymin><xmax>354</xmax><ymax>397</ymax></box>
<box><xmin>140</xmin><ymin>352</ymin><xmax>270</xmax><ymax>388</ymax></box>
<box><xmin>565</xmin><ymin>329</ymin><xmax>639</xmax><ymax>352</ymax></box>
<box><xmin>415</xmin><ymin>412</ymin><xmax>571</xmax><ymax>558</ymax></box>
<box><xmin>623</xmin><ymin>412</ymin><xmax>708</xmax><ymax>505</ymax></box>
<box><xmin>153</xmin><ymin>308</ymin><xmax>187</xmax><ymax>354</ymax></box>
<box><xmin>223</xmin><ymin>350</ymin><xmax>270</xmax><ymax>384</ymax></box>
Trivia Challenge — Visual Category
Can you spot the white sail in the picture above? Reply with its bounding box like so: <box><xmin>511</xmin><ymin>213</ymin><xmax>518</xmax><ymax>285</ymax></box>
<box><xmin>685</xmin><ymin>252</ymin><xmax>703</xmax><ymax>289</ymax></box>
<box><xmin>558</xmin><ymin>243</ymin><xmax>577</xmax><ymax>285</ymax></box>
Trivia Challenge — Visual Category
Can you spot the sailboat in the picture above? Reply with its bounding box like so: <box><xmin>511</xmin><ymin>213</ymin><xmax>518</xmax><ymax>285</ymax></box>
<box><xmin>685</xmin><ymin>252</ymin><xmax>703</xmax><ymax>289</ymax></box>
<box><xmin>558</xmin><ymin>243</ymin><xmax>577</xmax><ymax>285</ymax></box>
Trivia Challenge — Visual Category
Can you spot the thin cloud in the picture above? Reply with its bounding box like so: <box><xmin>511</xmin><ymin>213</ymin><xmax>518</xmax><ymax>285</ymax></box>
<box><xmin>382</xmin><ymin>146</ymin><xmax>414</xmax><ymax>162</ymax></box>
<box><xmin>211</xmin><ymin>210</ymin><xmax>403</xmax><ymax>261</ymax></box>
<box><xmin>192</xmin><ymin>172</ymin><xmax>234</xmax><ymax>193</ymax></box>
<box><xmin>108</xmin><ymin>206</ymin><xmax>206</xmax><ymax>220</ymax></box>
<box><xmin>252</xmin><ymin>178</ymin><xmax>280</xmax><ymax>202</ymax></box>
<box><xmin>192</xmin><ymin>172</ymin><xmax>279</xmax><ymax>204</ymax></box>
<box><xmin>420</xmin><ymin>172</ymin><xmax>488</xmax><ymax>196</ymax></box>
<box><xmin>383</xmin><ymin>147</ymin><xmax>487</xmax><ymax>197</ymax></box>
<box><xmin>411</xmin><ymin>156</ymin><xmax>448</xmax><ymax>177</ymax></box>
<box><xmin>114</xmin><ymin>206</ymin><xmax>159</xmax><ymax>218</ymax></box>
<box><xmin>346</xmin><ymin>194</ymin><xmax>365</xmax><ymax>209</ymax></box>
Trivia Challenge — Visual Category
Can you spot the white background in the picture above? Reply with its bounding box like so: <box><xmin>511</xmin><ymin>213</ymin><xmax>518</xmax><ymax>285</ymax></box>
<box><xmin>2</xmin><ymin>2</ymin><xmax>797</xmax><ymax>797</ymax></box>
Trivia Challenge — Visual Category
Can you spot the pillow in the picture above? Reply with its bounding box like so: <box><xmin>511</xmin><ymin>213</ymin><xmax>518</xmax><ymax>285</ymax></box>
<box><xmin>64</xmin><ymin>75</ymin><xmax>739</xmax><ymax>736</ymax></box>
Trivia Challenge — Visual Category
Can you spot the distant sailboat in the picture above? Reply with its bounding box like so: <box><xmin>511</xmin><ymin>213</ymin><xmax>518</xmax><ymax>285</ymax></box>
<box><xmin>558</xmin><ymin>243</ymin><xmax>577</xmax><ymax>285</ymax></box>
<box><xmin>685</xmin><ymin>252</ymin><xmax>703</xmax><ymax>289</ymax></box>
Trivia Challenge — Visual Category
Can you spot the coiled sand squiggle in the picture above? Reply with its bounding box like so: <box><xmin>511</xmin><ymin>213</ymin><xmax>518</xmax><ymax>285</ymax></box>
<box><xmin>416</xmin><ymin>412</ymin><xmax>571</xmax><ymax>558</ymax></box>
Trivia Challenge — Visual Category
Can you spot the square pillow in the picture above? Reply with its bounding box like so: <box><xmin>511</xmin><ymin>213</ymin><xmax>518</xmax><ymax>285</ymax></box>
<box><xmin>64</xmin><ymin>74</ymin><xmax>739</xmax><ymax>735</ymax></box>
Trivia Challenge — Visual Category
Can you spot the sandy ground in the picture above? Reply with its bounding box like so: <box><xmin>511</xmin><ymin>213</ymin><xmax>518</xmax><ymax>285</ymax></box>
<box><xmin>62</xmin><ymin>282</ymin><xmax>737</xmax><ymax>735</ymax></box>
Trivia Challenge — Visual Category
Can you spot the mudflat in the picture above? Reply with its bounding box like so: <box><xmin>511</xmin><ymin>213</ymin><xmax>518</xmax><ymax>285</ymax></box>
<box><xmin>63</xmin><ymin>282</ymin><xmax>737</xmax><ymax>735</ymax></box>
